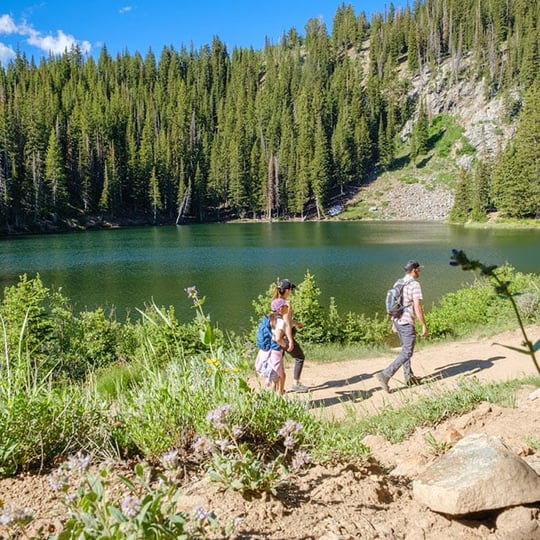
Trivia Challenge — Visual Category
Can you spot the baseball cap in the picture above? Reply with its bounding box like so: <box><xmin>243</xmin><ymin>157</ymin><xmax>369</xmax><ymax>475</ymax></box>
<box><xmin>404</xmin><ymin>260</ymin><xmax>424</xmax><ymax>272</ymax></box>
<box><xmin>271</xmin><ymin>298</ymin><xmax>288</xmax><ymax>312</ymax></box>
<box><xmin>278</xmin><ymin>279</ymin><xmax>296</xmax><ymax>291</ymax></box>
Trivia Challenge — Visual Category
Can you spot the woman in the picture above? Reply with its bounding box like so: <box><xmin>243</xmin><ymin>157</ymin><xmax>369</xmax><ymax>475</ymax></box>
<box><xmin>272</xmin><ymin>279</ymin><xmax>309</xmax><ymax>393</ymax></box>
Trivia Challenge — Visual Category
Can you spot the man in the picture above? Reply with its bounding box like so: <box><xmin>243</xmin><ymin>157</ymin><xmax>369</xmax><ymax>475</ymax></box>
<box><xmin>377</xmin><ymin>260</ymin><xmax>428</xmax><ymax>393</ymax></box>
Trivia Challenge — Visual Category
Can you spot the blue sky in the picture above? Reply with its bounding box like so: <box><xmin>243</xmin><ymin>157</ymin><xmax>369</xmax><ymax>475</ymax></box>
<box><xmin>0</xmin><ymin>1</ymin><xmax>408</xmax><ymax>65</ymax></box>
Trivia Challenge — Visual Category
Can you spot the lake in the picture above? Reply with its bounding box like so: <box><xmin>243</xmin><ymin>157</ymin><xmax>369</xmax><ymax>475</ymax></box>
<box><xmin>1</xmin><ymin>221</ymin><xmax>539</xmax><ymax>333</ymax></box>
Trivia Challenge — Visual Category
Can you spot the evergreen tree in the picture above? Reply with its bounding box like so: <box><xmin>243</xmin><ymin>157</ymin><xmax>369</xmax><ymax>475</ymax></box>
<box><xmin>331</xmin><ymin>105</ymin><xmax>356</xmax><ymax>193</ymax></box>
<box><xmin>354</xmin><ymin>115</ymin><xmax>373</xmax><ymax>180</ymax></box>
<box><xmin>449</xmin><ymin>169</ymin><xmax>472</xmax><ymax>223</ymax></box>
<box><xmin>148</xmin><ymin>167</ymin><xmax>162</xmax><ymax>224</ymax></box>
<box><xmin>99</xmin><ymin>162</ymin><xmax>110</xmax><ymax>215</ymax></box>
<box><xmin>411</xmin><ymin>100</ymin><xmax>429</xmax><ymax>165</ymax></box>
<box><xmin>492</xmin><ymin>82</ymin><xmax>540</xmax><ymax>218</ymax></box>
<box><xmin>311</xmin><ymin>118</ymin><xmax>332</xmax><ymax>218</ymax></box>
<box><xmin>44</xmin><ymin>126</ymin><xmax>67</xmax><ymax>224</ymax></box>
<box><xmin>470</xmin><ymin>159</ymin><xmax>491</xmax><ymax>222</ymax></box>
<box><xmin>377</xmin><ymin>117</ymin><xmax>392</xmax><ymax>170</ymax></box>
<box><xmin>407</xmin><ymin>19</ymin><xmax>420</xmax><ymax>73</ymax></box>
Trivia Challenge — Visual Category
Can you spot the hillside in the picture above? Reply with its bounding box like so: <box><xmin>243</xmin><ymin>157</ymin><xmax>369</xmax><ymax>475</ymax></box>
<box><xmin>340</xmin><ymin>51</ymin><xmax>518</xmax><ymax>222</ymax></box>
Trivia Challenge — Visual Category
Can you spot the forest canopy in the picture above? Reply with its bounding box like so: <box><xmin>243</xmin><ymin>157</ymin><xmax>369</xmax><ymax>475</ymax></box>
<box><xmin>0</xmin><ymin>0</ymin><xmax>538</xmax><ymax>233</ymax></box>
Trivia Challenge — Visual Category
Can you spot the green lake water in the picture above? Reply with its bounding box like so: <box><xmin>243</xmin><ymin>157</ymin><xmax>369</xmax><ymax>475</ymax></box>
<box><xmin>1</xmin><ymin>221</ymin><xmax>539</xmax><ymax>333</ymax></box>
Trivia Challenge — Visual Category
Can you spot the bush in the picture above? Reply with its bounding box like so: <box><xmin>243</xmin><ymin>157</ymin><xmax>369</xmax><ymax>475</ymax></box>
<box><xmin>0</xmin><ymin>275</ymin><xmax>131</xmax><ymax>381</ymax></box>
<box><xmin>0</xmin><ymin>381</ymin><xmax>112</xmax><ymax>475</ymax></box>
<box><xmin>249</xmin><ymin>272</ymin><xmax>389</xmax><ymax>347</ymax></box>
<box><xmin>426</xmin><ymin>278</ymin><xmax>497</xmax><ymax>339</ymax></box>
<box><xmin>427</xmin><ymin>264</ymin><xmax>540</xmax><ymax>340</ymax></box>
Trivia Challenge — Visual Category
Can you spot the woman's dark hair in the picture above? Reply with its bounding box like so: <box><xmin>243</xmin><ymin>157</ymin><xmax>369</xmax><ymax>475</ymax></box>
<box><xmin>278</xmin><ymin>278</ymin><xmax>295</xmax><ymax>295</ymax></box>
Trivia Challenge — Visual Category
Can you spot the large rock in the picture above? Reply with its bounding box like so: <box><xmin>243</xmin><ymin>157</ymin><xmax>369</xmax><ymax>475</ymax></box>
<box><xmin>413</xmin><ymin>433</ymin><xmax>540</xmax><ymax>515</ymax></box>
<box><xmin>493</xmin><ymin>506</ymin><xmax>540</xmax><ymax>540</ymax></box>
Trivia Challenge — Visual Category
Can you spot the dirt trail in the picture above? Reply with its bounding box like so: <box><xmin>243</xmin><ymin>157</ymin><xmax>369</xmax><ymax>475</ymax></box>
<box><xmin>282</xmin><ymin>324</ymin><xmax>540</xmax><ymax>420</ymax></box>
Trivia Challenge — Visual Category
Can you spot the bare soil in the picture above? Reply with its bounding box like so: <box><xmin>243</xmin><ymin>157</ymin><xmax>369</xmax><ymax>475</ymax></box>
<box><xmin>2</xmin><ymin>325</ymin><xmax>540</xmax><ymax>539</ymax></box>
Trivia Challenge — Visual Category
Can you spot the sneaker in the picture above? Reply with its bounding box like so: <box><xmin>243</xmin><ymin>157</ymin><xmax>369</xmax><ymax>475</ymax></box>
<box><xmin>291</xmin><ymin>384</ymin><xmax>309</xmax><ymax>393</ymax></box>
<box><xmin>376</xmin><ymin>372</ymin><xmax>390</xmax><ymax>393</ymax></box>
<box><xmin>406</xmin><ymin>375</ymin><xmax>422</xmax><ymax>386</ymax></box>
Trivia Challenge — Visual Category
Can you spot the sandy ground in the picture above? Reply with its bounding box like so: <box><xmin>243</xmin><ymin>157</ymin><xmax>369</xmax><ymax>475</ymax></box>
<box><xmin>287</xmin><ymin>324</ymin><xmax>540</xmax><ymax>420</ymax></box>
<box><xmin>1</xmin><ymin>324</ymin><xmax>539</xmax><ymax>539</ymax></box>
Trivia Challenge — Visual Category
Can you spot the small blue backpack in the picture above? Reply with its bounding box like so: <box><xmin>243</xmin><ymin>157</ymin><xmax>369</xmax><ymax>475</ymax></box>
<box><xmin>256</xmin><ymin>315</ymin><xmax>282</xmax><ymax>350</ymax></box>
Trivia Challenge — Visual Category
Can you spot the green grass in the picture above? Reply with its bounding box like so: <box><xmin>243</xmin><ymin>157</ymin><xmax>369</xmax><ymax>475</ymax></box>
<box><xmin>400</xmin><ymin>176</ymin><xmax>419</xmax><ymax>184</ymax></box>
<box><xmin>339</xmin><ymin>201</ymin><xmax>374</xmax><ymax>220</ymax></box>
<box><xmin>436</xmin><ymin>171</ymin><xmax>456</xmax><ymax>187</ymax></box>
<box><xmin>334</xmin><ymin>376</ymin><xmax>537</xmax><ymax>445</ymax></box>
<box><xmin>526</xmin><ymin>435</ymin><xmax>540</xmax><ymax>452</ymax></box>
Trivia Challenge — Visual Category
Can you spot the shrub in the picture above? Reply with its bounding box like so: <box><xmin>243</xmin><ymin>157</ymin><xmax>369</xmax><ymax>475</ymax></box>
<box><xmin>450</xmin><ymin>250</ymin><xmax>540</xmax><ymax>375</ymax></box>
<box><xmin>250</xmin><ymin>272</ymin><xmax>389</xmax><ymax>347</ymax></box>
<box><xmin>0</xmin><ymin>275</ymin><xmax>131</xmax><ymax>382</ymax></box>
<box><xmin>426</xmin><ymin>278</ymin><xmax>497</xmax><ymax>339</ymax></box>
<box><xmin>0</xmin><ymin>380</ymin><xmax>112</xmax><ymax>475</ymax></box>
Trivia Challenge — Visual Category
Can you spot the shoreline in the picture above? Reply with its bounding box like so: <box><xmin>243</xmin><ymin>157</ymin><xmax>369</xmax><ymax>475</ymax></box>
<box><xmin>1</xmin><ymin>214</ymin><xmax>539</xmax><ymax>239</ymax></box>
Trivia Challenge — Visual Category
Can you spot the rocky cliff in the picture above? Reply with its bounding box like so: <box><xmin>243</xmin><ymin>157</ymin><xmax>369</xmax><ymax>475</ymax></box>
<box><xmin>344</xmin><ymin>51</ymin><xmax>519</xmax><ymax>222</ymax></box>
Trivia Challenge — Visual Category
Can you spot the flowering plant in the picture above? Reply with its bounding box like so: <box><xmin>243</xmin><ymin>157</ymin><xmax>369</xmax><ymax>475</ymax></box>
<box><xmin>185</xmin><ymin>286</ymin><xmax>215</xmax><ymax>350</ymax></box>
<box><xmin>198</xmin><ymin>404</ymin><xmax>311</xmax><ymax>499</ymax></box>
<box><xmin>48</xmin><ymin>451</ymin><xmax>229</xmax><ymax>539</ymax></box>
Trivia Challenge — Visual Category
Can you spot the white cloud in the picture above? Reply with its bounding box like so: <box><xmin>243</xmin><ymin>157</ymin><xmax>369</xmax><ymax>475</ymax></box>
<box><xmin>0</xmin><ymin>13</ymin><xmax>91</xmax><ymax>58</ymax></box>
<box><xmin>27</xmin><ymin>28</ymin><xmax>91</xmax><ymax>55</ymax></box>
<box><xmin>0</xmin><ymin>14</ymin><xmax>18</xmax><ymax>34</ymax></box>
<box><xmin>0</xmin><ymin>41</ymin><xmax>15</xmax><ymax>62</ymax></box>
<box><xmin>119</xmin><ymin>6</ymin><xmax>133</xmax><ymax>15</ymax></box>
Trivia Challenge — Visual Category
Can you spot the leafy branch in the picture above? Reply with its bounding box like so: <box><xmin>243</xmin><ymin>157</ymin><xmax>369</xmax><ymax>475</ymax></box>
<box><xmin>450</xmin><ymin>249</ymin><xmax>540</xmax><ymax>375</ymax></box>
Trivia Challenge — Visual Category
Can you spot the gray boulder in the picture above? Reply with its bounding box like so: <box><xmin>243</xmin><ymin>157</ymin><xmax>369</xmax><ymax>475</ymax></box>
<box><xmin>413</xmin><ymin>433</ymin><xmax>540</xmax><ymax>515</ymax></box>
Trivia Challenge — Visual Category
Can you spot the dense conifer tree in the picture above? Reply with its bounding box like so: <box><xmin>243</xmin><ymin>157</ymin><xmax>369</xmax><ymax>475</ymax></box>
<box><xmin>0</xmin><ymin>1</ymin><xmax>537</xmax><ymax>229</ymax></box>
<box><xmin>449</xmin><ymin>169</ymin><xmax>472</xmax><ymax>223</ymax></box>
<box><xmin>492</xmin><ymin>82</ymin><xmax>540</xmax><ymax>218</ymax></box>
<box><xmin>411</xmin><ymin>100</ymin><xmax>429</xmax><ymax>165</ymax></box>
<box><xmin>44</xmin><ymin>121</ymin><xmax>68</xmax><ymax>220</ymax></box>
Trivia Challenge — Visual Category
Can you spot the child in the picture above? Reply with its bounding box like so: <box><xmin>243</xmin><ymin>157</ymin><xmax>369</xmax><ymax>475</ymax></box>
<box><xmin>255</xmin><ymin>298</ymin><xmax>289</xmax><ymax>394</ymax></box>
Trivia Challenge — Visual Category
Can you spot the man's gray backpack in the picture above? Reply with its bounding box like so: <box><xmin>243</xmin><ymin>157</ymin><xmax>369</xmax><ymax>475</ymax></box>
<box><xmin>385</xmin><ymin>279</ymin><xmax>406</xmax><ymax>318</ymax></box>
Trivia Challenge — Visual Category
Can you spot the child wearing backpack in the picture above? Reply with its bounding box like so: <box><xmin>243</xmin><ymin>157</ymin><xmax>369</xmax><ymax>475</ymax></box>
<box><xmin>254</xmin><ymin>298</ymin><xmax>289</xmax><ymax>394</ymax></box>
<box><xmin>272</xmin><ymin>279</ymin><xmax>309</xmax><ymax>393</ymax></box>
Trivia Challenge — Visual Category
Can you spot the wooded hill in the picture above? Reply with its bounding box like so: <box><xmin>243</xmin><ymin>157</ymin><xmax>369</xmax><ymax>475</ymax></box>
<box><xmin>0</xmin><ymin>0</ymin><xmax>538</xmax><ymax>233</ymax></box>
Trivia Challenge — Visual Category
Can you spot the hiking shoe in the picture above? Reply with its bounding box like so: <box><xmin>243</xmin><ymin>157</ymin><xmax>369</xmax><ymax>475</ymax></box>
<box><xmin>376</xmin><ymin>372</ymin><xmax>390</xmax><ymax>393</ymax></box>
<box><xmin>406</xmin><ymin>375</ymin><xmax>422</xmax><ymax>386</ymax></box>
<box><xmin>291</xmin><ymin>384</ymin><xmax>309</xmax><ymax>393</ymax></box>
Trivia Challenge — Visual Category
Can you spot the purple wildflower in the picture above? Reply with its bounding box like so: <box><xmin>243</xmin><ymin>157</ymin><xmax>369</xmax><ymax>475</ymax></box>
<box><xmin>206</xmin><ymin>404</ymin><xmax>233</xmax><ymax>429</ymax></box>
<box><xmin>278</xmin><ymin>419</ymin><xmax>302</xmax><ymax>438</ymax></box>
<box><xmin>291</xmin><ymin>450</ymin><xmax>311</xmax><ymax>470</ymax></box>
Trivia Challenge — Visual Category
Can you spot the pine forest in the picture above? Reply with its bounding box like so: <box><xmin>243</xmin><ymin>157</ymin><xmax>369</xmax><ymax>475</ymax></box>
<box><xmin>0</xmin><ymin>0</ymin><xmax>538</xmax><ymax>233</ymax></box>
